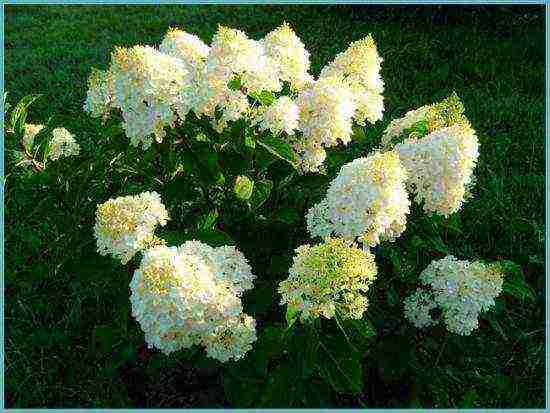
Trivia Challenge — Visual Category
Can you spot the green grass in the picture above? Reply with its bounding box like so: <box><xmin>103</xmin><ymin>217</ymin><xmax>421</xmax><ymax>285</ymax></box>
<box><xmin>5</xmin><ymin>5</ymin><xmax>545</xmax><ymax>408</ymax></box>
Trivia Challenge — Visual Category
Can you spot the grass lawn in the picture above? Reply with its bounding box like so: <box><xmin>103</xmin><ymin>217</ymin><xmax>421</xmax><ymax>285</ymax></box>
<box><xmin>4</xmin><ymin>4</ymin><xmax>545</xmax><ymax>408</ymax></box>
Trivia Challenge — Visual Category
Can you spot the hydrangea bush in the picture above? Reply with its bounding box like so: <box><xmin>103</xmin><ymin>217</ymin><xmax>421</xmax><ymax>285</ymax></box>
<box><xmin>6</xmin><ymin>21</ymin><xmax>536</xmax><ymax>408</ymax></box>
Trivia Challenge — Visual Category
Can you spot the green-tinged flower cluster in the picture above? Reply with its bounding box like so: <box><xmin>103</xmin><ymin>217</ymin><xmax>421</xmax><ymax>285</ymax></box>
<box><xmin>404</xmin><ymin>256</ymin><xmax>504</xmax><ymax>335</ymax></box>
<box><xmin>278</xmin><ymin>238</ymin><xmax>378</xmax><ymax>321</ymax></box>
<box><xmin>381</xmin><ymin>93</ymin><xmax>479</xmax><ymax>216</ymax></box>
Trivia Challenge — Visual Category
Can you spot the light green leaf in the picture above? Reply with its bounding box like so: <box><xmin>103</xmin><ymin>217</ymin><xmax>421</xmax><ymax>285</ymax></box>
<box><xmin>257</xmin><ymin>136</ymin><xmax>297</xmax><ymax>166</ymax></box>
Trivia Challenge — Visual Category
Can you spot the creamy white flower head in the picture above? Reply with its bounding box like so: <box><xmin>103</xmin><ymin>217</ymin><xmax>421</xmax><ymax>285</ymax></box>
<box><xmin>279</xmin><ymin>238</ymin><xmax>377</xmax><ymax>321</ymax></box>
<box><xmin>48</xmin><ymin>128</ymin><xmax>80</xmax><ymax>161</ymax></box>
<box><xmin>381</xmin><ymin>94</ymin><xmax>478</xmax><ymax>216</ymax></box>
<box><xmin>403</xmin><ymin>289</ymin><xmax>439</xmax><ymax>329</ymax></box>
<box><xmin>108</xmin><ymin>45</ymin><xmax>191</xmax><ymax>147</ymax></box>
<box><xmin>177</xmin><ymin>240</ymin><xmax>256</xmax><ymax>296</ymax></box>
<box><xmin>320</xmin><ymin>34</ymin><xmax>384</xmax><ymax>125</ymax></box>
<box><xmin>206</xmin><ymin>25</ymin><xmax>281</xmax><ymax>95</ymax></box>
<box><xmin>159</xmin><ymin>28</ymin><xmax>210</xmax><ymax>121</ymax></box>
<box><xmin>261</xmin><ymin>22</ymin><xmax>313</xmax><ymax>90</ymax></box>
<box><xmin>83</xmin><ymin>68</ymin><xmax>112</xmax><ymax>119</ymax></box>
<box><xmin>160</xmin><ymin>27</ymin><xmax>210</xmax><ymax>68</ymax></box>
<box><xmin>130</xmin><ymin>244</ymin><xmax>243</xmax><ymax>355</ymax></box>
<box><xmin>257</xmin><ymin>96</ymin><xmax>299</xmax><ymax>136</ymax></box>
<box><xmin>94</xmin><ymin>191</ymin><xmax>169</xmax><ymax>264</ymax></box>
<box><xmin>22</xmin><ymin>123</ymin><xmax>44</xmax><ymax>150</ymax></box>
<box><xmin>296</xmin><ymin>75</ymin><xmax>357</xmax><ymax>149</ymax></box>
<box><xmin>306</xmin><ymin>151</ymin><xmax>410</xmax><ymax>247</ymax></box>
<box><xmin>129</xmin><ymin>240</ymin><xmax>257</xmax><ymax>361</ymax></box>
<box><xmin>407</xmin><ymin>255</ymin><xmax>505</xmax><ymax>335</ymax></box>
<box><xmin>394</xmin><ymin>123</ymin><xmax>479</xmax><ymax>216</ymax></box>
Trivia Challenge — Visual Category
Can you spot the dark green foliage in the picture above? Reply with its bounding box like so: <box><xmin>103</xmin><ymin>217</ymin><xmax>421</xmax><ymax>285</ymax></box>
<box><xmin>4</xmin><ymin>4</ymin><xmax>544</xmax><ymax>409</ymax></box>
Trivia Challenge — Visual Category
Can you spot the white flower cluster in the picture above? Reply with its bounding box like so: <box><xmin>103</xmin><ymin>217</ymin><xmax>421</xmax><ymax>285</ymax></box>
<box><xmin>94</xmin><ymin>191</ymin><xmax>169</xmax><ymax>264</ymax></box>
<box><xmin>306</xmin><ymin>151</ymin><xmax>410</xmax><ymax>247</ymax></box>
<box><xmin>381</xmin><ymin>93</ymin><xmax>479</xmax><ymax>216</ymax></box>
<box><xmin>290</xmin><ymin>34</ymin><xmax>385</xmax><ymax>173</ymax></box>
<box><xmin>393</xmin><ymin>123</ymin><xmax>479</xmax><ymax>216</ymax></box>
<box><xmin>84</xmin><ymin>24</ymin><xmax>384</xmax><ymax>173</ymax></box>
<box><xmin>261</xmin><ymin>22</ymin><xmax>313</xmax><ymax>90</ymax></box>
<box><xmin>130</xmin><ymin>241</ymin><xmax>256</xmax><ymax>362</ymax></box>
<box><xmin>48</xmin><ymin>127</ymin><xmax>80</xmax><ymax>161</ymax></box>
<box><xmin>320</xmin><ymin>34</ymin><xmax>384</xmax><ymax>126</ymax></box>
<box><xmin>404</xmin><ymin>256</ymin><xmax>504</xmax><ymax>335</ymax></box>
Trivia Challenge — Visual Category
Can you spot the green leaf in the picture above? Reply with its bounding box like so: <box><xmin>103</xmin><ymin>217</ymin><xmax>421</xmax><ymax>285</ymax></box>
<box><xmin>228</xmin><ymin>75</ymin><xmax>242</xmax><ymax>91</ymax></box>
<box><xmin>501</xmin><ymin>261</ymin><xmax>536</xmax><ymax>302</ymax></box>
<box><xmin>257</xmin><ymin>136</ymin><xmax>297</xmax><ymax>166</ymax></box>
<box><xmin>285</xmin><ymin>306</ymin><xmax>299</xmax><ymax>328</ymax></box>
<box><xmin>249</xmin><ymin>90</ymin><xmax>276</xmax><ymax>106</ymax></box>
<box><xmin>318</xmin><ymin>335</ymin><xmax>363</xmax><ymax>395</ymax></box>
<box><xmin>275</xmin><ymin>208</ymin><xmax>300</xmax><ymax>225</ymax></box>
<box><xmin>260</xmin><ymin>363</ymin><xmax>295</xmax><ymax>407</ymax></box>
<box><xmin>250</xmin><ymin>178</ymin><xmax>273</xmax><ymax>210</ymax></box>
<box><xmin>224</xmin><ymin>355</ymin><xmax>263</xmax><ymax>407</ymax></box>
<box><xmin>10</xmin><ymin>94</ymin><xmax>42</xmax><ymax>136</ymax></box>
<box><xmin>157</xmin><ymin>229</ymin><xmax>189</xmax><ymax>247</ymax></box>
<box><xmin>196</xmin><ymin>209</ymin><xmax>219</xmax><ymax>232</ymax></box>
<box><xmin>195</xmin><ymin>229</ymin><xmax>234</xmax><ymax>247</ymax></box>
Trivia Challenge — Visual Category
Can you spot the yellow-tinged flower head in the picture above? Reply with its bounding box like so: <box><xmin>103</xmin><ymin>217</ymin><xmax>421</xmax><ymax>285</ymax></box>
<box><xmin>320</xmin><ymin>34</ymin><xmax>384</xmax><ymax>125</ymax></box>
<box><xmin>106</xmin><ymin>45</ymin><xmax>191</xmax><ymax>148</ymax></box>
<box><xmin>381</xmin><ymin>92</ymin><xmax>469</xmax><ymax>149</ymax></box>
<box><xmin>306</xmin><ymin>151</ymin><xmax>410</xmax><ymax>247</ymax></box>
<box><xmin>278</xmin><ymin>238</ymin><xmax>378</xmax><ymax>321</ymax></box>
<box><xmin>261</xmin><ymin>22</ymin><xmax>313</xmax><ymax>90</ymax></box>
<box><xmin>94</xmin><ymin>191</ymin><xmax>169</xmax><ymax>264</ymax></box>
